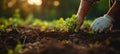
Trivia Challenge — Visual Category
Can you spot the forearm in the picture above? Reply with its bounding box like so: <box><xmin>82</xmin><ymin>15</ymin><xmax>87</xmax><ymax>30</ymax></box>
<box><xmin>76</xmin><ymin>0</ymin><xmax>100</xmax><ymax>29</ymax></box>
<box><xmin>107</xmin><ymin>1</ymin><xmax>120</xmax><ymax>20</ymax></box>
<box><xmin>77</xmin><ymin>0</ymin><xmax>93</xmax><ymax>19</ymax></box>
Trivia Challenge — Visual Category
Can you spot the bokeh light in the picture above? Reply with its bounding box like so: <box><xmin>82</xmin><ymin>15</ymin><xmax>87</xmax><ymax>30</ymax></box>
<box><xmin>53</xmin><ymin>1</ymin><xmax>60</xmax><ymax>7</ymax></box>
<box><xmin>27</xmin><ymin>0</ymin><xmax>42</xmax><ymax>6</ymax></box>
<box><xmin>8</xmin><ymin>0</ymin><xmax>16</xmax><ymax>8</ymax></box>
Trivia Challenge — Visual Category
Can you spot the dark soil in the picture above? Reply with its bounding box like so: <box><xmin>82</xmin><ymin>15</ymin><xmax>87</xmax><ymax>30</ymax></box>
<box><xmin>0</xmin><ymin>26</ymin><xmax>120</xmax><ymax>54</ymax></box>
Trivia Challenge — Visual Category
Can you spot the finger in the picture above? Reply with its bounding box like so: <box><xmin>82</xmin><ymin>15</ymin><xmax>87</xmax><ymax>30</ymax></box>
<box><xmin>99</xmin><ymin>28</ymin><xmax>103</xmax><ymax>33</ymax></box>
<box><xmin>90</xmin><ymin>23</ymin><xmax>95</xmax><ymax>30</ymax></box>
<box><xmin>94</xmin><ymin>25</ymin><xmax>100</xmax><ymax>32</ymax></box>
<box><xmin>90</xmin><ymin>21</ymin><xmax>97</xmax><ymax>29</ymax></box>
<box><xmin>91</xmin><ymin>25</ymin><xmax>97</xmax><ymax>32</ymax></box>
<box><xmin>89</xmin><ymin>27</ymin><xmax>92</xmax><ymax>31</ymax></box>
<box><xmin>98</xmin><ymin>25</ymin><xmax>104</xmax><ymax>33</ymax></box>
<box><xmin>91</xmin><ymin>22</ymin><xmax>97</xmax><ymax>30</ymax></box>
<box><xmin>92</xmin><ymin>22</ymin><xmax>101</xmax><ymax>32</ymax></box>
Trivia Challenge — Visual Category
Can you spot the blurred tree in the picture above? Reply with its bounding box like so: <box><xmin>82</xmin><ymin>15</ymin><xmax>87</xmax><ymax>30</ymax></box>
<box><xmin>0</xmin><ymin>0</ymin><xmax>109</xmax><ymax>20</ymax></box>
<box><xmin>0</xmin><ymin>0</ymin><xmax>41</xmax><ymax>18</ymax></box>
<box><xmin>38</xmin><ymin>0</ymin><xmax>79</xmax><ymax>20</ymax></box>
<box><xmin>57</xmin><ymin>0</ymin><xmax>79</xmax><ymax>19</ymax></box>
<box><xmin>86</xmin><ymin>0</ymin><xmax>109</xmax><ymax>19</ymax></box>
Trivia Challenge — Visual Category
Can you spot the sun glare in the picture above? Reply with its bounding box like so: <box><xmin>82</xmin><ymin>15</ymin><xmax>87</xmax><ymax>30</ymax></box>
<box><xmin>28</xmin><ymin>0</ymin><xmax>42</xmax><ymax>6</ymax></box>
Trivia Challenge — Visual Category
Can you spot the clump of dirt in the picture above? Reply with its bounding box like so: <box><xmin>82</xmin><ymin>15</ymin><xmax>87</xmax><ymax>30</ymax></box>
<box><xmin>0</xmin><ymin>26</ymin><xmax>120</xmax><ymax>54</ymax></box>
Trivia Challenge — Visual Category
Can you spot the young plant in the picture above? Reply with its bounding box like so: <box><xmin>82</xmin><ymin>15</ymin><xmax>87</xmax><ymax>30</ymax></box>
<box><xmin>88</xmin><ymin>30</ymin><xmax>95</xmax><ymax>34</ymax></box>
<box><xmin>65</xmin><ymin>14</ymin><xmax>77</xmax><ymax>32</ymax></box>
<box><xmin>55</xmin><ymin>18</ymin><xmax>66</xmax><ymax>31</ymax></box>
<box><xmin>54</xmin><ymin>14</ymin><xmax>78</xmax><ymax>32</ymax></box>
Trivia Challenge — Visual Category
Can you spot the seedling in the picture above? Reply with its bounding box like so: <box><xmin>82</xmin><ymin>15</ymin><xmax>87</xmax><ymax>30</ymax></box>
<box><xmin>88</xmin><ymin>30</ymin><xmax>95</xmax><ymax>34</ymax></box>
<box><xmin>64</xmin><ymin>14</ymin><xmax>77</xmax><ymax>32</ymax></box>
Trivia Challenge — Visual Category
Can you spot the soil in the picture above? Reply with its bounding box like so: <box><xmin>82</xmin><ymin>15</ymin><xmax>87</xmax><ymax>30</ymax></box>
<box><xmin>0</xmin><ymin>25</ymin><xmax>120</xmax><ymax>54</ymax></box>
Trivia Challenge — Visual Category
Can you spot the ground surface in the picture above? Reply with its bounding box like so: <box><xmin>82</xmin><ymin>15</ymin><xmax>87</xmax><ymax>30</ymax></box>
<box><xmin>0</xmin><ymin>26</ymin><xmax>120</xmax><ymax>54</ymax></box>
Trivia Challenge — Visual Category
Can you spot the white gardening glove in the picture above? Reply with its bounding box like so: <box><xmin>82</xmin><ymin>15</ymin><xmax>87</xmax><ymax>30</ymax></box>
<box><xmin>90</xmin><ymin>15</ymin><xmax>114</xmax><ymax>33</ymax></box>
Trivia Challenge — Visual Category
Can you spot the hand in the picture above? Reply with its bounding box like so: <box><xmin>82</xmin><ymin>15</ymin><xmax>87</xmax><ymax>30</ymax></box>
<box><xmin>76</xmin><ymin>16</ymin><xmax>84</xmax><ymax>30</ymax></box>
<box><xmin>90</xmin><ymin>15</ymin><xmax>114</xmax><ymax>33</ymax></box>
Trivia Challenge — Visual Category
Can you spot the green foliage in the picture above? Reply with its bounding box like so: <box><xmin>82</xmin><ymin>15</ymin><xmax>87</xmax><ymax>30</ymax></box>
<box><xmin>14</xmin><ymin>42</ymin><xmax>23</xmax><ymax>52</ymax></box>
<box><xmin>0</xmin><ymin>25</ymin><xmax>5</xmax><ymax>31</ymax></box>
<box><xmin>82</xmin><ymin>20</ymin><xmax>93</xmax><ymax>28</ymax></box>
<box><xmin>8</xmin><ymin>41</ymin><xmax>23</xmax><ymax>54</ymax></box>
<box><xmin>53</xmin><ymin>14</ymin><xmax>77</xmax><ymax>32</ymax></box>
<box><xmin>0</xmin><ymin>13</ymin><xmax>93</xmax><ymax>32</ymax></box>
<box><xmin>55</xmin><ymin>18</ymin><xmax>66</xmax><ymax>31</ymax></box>
<box><xmin>0</xmin><ymin>10</ymin><xmax>24</xmax><ymax>29</ymax></box>
<box><xmin>88</xmin><ymin>30</ymin><xmax>95</xmax><ymax>34</ymax></box>
<box><xmin>13</xmin><ymin>9</ymin><xmax>21</xmax><ymax>19</ymax></box>
<box><xmin>31</xmin><ymin>19</ymin><xmax>42</xmax><ymax>26</ymax></box>
<box><xmin>9</xmin><ymin>17</ymin><xmax>23</xmax><ymax>26</ymax></box>
<box><xmin>8</xmin><ymin>49</ymin><xmax>13</xmax><ymax>54</ymax></box>
<box><xmin>0</xmin><ymin>18</ymin><xmax>8</xmax><ymax>31</ymax></box>
<box><xmin>65</xmin><ymin>15</ymin><xmax>77</xmax><ymax>32</ymax></box>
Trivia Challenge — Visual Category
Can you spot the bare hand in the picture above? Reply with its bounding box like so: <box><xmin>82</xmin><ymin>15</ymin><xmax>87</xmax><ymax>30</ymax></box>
<box><xmin>76</xmin><ymin>16</ymin><xmax>84</xmax><ymax>30</ymax></box>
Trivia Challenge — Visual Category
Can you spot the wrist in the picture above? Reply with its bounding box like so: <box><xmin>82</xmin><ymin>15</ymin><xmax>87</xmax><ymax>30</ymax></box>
<box><xmin>77</xmin><ymin>15</ymin><xmax>83</xmax><ymax>18</ymax></box>
<box><xmin>104</xmin><ymin>14</ymin><xmax>115</xmax><ymax>22</ymax></box>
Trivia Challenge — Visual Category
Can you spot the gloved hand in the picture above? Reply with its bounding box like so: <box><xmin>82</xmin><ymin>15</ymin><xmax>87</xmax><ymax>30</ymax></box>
<box><xmin>90</xmin><ymin>15</ymin><xmax>114</xmax><ymax>33</ymax></box>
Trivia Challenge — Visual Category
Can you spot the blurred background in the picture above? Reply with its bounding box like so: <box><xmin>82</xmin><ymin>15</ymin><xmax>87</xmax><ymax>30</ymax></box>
<box><xmin>0</xmin><ymin>0</ymin><xmax>109</xmax><ymax>20</ymax></box>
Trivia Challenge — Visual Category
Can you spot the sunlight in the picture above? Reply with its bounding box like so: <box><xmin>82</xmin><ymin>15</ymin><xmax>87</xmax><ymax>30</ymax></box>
<box><xmin>27</xmin><ymin>0</ymin><xmax>42</xmax><ymax>6</ymax></box>
<box><xmin>53</xmin><ymin>1</ymin><xmax>60</xmax><ymax>7</ymax></box>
